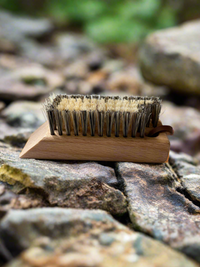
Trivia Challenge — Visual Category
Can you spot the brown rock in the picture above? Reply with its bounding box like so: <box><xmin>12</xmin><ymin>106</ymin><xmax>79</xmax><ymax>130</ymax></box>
<box><xmin>0</xmin><ymin>185</ymin><xmax>45</xmax><ymax>211</ymax></box>
<box><xmin>116</xmin><ymin>161</ymin><xmax>200</xmax><ymax>262</ymax></box>
<box><xmin>48</xmin><ymin>178</ymin><xmax>127</xmax><ymax>215</ymax></box>
<box><xmin>0</xmin><ymin>145</ymin><xmax>126</xmax><ymax>215</ymax></box>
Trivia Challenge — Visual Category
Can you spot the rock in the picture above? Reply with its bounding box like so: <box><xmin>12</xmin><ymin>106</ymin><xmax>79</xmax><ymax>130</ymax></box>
<box><xmin>0</xmin><ymin>10</ymin><xmax>52</xmax><ymax>54</ymax></box>
<box><xmin>0</xmin><ymin>73</ymin><xmax>48</xmax><ymax>101</ymax></box>
<box><xmin>0</xmin><ymin>54</ymin><xmax>37</xmax><ymax>71</ymax></box>
<box><xmin>3</xmin><ymin>131</ymin><xmax>32</xmax><ymax>148</ymax></box>
<box><xmin>141</xmin><ymin>82</ymin><xmax>169</xmax><ymax>97</ymax></box>
<box><xmin>14</xmin><ymin>66</ymin><xmax>63</xmax><ymax>89</ymax></box>
<box><xmin>87</xmin><ymin>70</ymin><xmax>108</xmax><ymax>87</ymax></box>
<box><xmin>63</xmin><ymin>60</ymin><xmax>88</xmax><ymax>79</ymax></box>
<box><xmin>0</xmin><ymin>11</ymin><xmax>53</xmax><ymax>39</ymax></box>
<box><xmin>0</xmin><ymin>142</ymin><xmax>17</xmax><ymax>151</ymax></box>
<box><xmin>19</xmin><ymin>40</ymin><xmax>58</xmax><ymax>67</ymax></box>
<box><xmin>102</xmin><ymin>59</ymin><xmax>125</xmax><ymax>73</ymax></box>
<box><xmin>0</xmin><ymin>120</ymin><xmax>21</xmax><ymax>140</ymax></box>
<box><xmin>0</xmin><ymin>184</ymin><xmax>45</xmax><ymax>211</ymax></box>
<box><xmin>1</xmin><ymin>101</ymin><xmax>45</xmax><ymax>128</ymax></box>
<box><xmin>161</xmin><ymin>102</ymin><xmax>200</xmax><ymax>156</ymax></box>
<box><xmin>169</xmin><ymin>151</ymin><xmax>199</xmax><ymax>166</ymax></box>
<box><xmin>0</xmin><ymin>38</ymin><xmax>16</xmax><ymax>54</ymax></box>
<box><xmin>170</xmin><ymin>151</ymin><xmax>200</xmax><ymax>203</ymax></box>
<box><xmin>107</xmin><ymin>71</ymin><xmax>141</xmax><ymax>94</ymax></box>
<box><xmin>170</xmin><ymin>131</ymin><xmax>200</xmax><ymax>157</ymax></box>
<box><xmin>0</xmin><ymin>66</ymin><xmax>63</xmax><ymax>101</ymax></box>
<box><xmin>0</xmin><ymin>11</ymin><xmax>53</xmax><ymax>61</ymax></box>
<box><xmin>87</xmin><ymin>53</ymin><xmax>104</xmax><ymax>71</ymax></box>
<box><xmin>116</xmin><ymin>161</ymin><xmax>200</xmax><ymax>262</ymax></box>
<box><xmin>1</xmin><ymin>208</ymin><xmax>198</xmax><ymax>267</ymax></box>
<box><xmin>139</xmin><ymin>20</ymin><xmax>200</xmax><ymax>95</ymax></box>
<box><xmin>54</xmin><ymin>33</ymin><xmax>96</xmax><ymax>61</ymax></box>
<box><xmin>63</xmin><ymin>79</ymin><xmax>92</xmax><ymax>95</ymax></box>
<box><xmin>161</xmin><ymin>102</ymin><xmax>200</xmax><ymax>139</ymax></box>
<box><xmin>0</xmin><ymin>146</ymin><xmax>126</xmax><ymax>215</ymax></box>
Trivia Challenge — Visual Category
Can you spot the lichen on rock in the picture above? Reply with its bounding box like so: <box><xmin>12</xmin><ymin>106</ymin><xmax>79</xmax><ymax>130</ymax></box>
<box><xmin>0</xmin><ymin>144</ymin><xmax>127</xmax><ymax>215</ymax></box>
<box><xmin>1</xmin><ymin>208</ymin><xmax>198</xmax><ymax>267</ymax></box>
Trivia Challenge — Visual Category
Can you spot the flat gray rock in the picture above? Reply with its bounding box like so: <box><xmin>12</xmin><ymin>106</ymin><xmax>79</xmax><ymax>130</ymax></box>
<box><xmin>116</xmin><ymin>160</ymin><xmax>200</xmax><ymax>262</ymax></box>
<box><xmin>0</xmin><ymin>145</ymin><xmax>126</xmax><ymax>215</ymax></box>
<box><xmin>0</xmin><ymin>11</ymin><xmax>53</xmax><ymax>42</ymax></box>
<box><xmin>170</xmin><ymin>151</ymin><xmax>200</xmax><ymax>203</ymax></box>
<box><xmin>2</xmin><ymin>101</ymin><xmax>45</xmax><ymax>128</ymax></box>
<box><xmin>1</xmin><ymin>208</ymin><xmax>197</xmax><ymax>267</ymax></box>
<box><xmin>0</xmin><ymin>66</ymin><xmax>63</xmax><ymax>101</ymax></box>
<box><xmin>139</xmin><ymin>20</ymin><xmax>200</xmax><ymax>94</ymax></box>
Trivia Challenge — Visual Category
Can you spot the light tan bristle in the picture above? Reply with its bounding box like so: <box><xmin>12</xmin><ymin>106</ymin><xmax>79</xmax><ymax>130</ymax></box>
<box><xmin>97</xmin><ymin>99</ymin><xmax>105</xmax><ymax>111</ymax></box>
<box><xmin>57</xmin><ymin>96</ymin><xmax>149</xmax><ymax>113</ymax></box>
<box><xmin>91</xmin><ymin>98</ymin><xmax>98</xmax><ymax>111</ymax></box>
<box><xmin>67</xmin><ymin>98</ymin><xmax>76</xmax><ymax>111</ymax></box>
<box><xmin>146</xmin><ymin>99</ymin><xmax>154</xmax><ymax>104</ymax></box>
<box><xmin>74</xmin><ymin>98</ymin><xmax>82</xmax><ymax>111</ymax></box>
<box><xmin>57</xmin><ymin>98</ymin><xmax>68</xmax><ymax>111</ymax></box>
<box><xmin>80</xmin><ymin>98</ymin><xmax>90</xmax><ymax>111</ymax></box>
<box><xmin>105</xmin><ymin>99</ymin><xmax>115</xmax><ymax>112</ymax></box>
<box><xmin>137</xmin><ymin>99</ymin><xmax>145</xmax><ymax>105</ymax></box>
<box><xmin>129</xmin><ymin>101</ymin><xmax>138</xmax><ymax>113</ymax></box>
<box><xmin>122</xmin><ymin>99</ymin><xmax>131</xmax><ymax>112</ymax></box>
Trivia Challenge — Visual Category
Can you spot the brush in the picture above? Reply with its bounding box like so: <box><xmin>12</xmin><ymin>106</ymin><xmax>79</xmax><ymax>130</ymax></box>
<box><xmin>20</xmin><ymin>94</ymin><xmax>173</xmax><ymax>163</ymax></box>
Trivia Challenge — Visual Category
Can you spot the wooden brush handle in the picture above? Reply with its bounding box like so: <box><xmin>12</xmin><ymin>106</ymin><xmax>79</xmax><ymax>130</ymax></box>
<box><xmin>20</xmin><ymin>121</ymin><xmax>171</xmax><ymax>163</ymax></box>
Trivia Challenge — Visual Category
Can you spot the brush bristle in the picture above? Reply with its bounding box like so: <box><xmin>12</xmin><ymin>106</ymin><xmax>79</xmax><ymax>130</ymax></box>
<box><xmin>44</xmin><ymin>94</ymin><xmax>162</xmax><ymax>137</ymax></box>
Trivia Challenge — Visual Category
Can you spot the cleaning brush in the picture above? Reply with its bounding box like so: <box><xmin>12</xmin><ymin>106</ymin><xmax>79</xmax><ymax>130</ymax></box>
<box><xmin>44</xmin><ymin>94</ymin><xmax>161</xmax><ymax>137</ymax></box>
<box><xmin>20</xmin><ymin>94</ymin><xmax>173</xmax><ymax>163</ymax></box>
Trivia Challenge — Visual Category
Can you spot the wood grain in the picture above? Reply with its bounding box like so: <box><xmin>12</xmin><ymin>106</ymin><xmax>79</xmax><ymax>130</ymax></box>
<box><xmin>20</xmin><ymin>121</ymin><xmax>170</xmax><ymax>163</ymax></box>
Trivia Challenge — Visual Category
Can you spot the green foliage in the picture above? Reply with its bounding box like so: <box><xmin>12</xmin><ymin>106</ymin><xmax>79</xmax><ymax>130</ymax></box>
<box><xmin>85</xmin><ymin>17</ymin><xmax>151</xmax><ymax>43</ymax></box>
<box><xmin>0</xmin><ymin>0</ymin><xmax>178</xmax><ymax>44</ymax></box>
<box><xmin>46</xmin><ymin>0</ymin><xmax>107</xmax><ymax>23</ymax></box>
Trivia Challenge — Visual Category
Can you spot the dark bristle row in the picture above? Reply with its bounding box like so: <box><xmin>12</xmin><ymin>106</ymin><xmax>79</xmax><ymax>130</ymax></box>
<box><xmin>44</xmin><ymin>94</ymin><xmax>162</xmax><ymax>138</ymax></box>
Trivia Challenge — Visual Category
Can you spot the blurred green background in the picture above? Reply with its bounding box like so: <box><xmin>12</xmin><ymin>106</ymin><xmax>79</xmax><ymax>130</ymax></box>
<box><xmin>1</xmin><ymin>0</ymin><xmax>200</xmax><ymax>44</ymax></box>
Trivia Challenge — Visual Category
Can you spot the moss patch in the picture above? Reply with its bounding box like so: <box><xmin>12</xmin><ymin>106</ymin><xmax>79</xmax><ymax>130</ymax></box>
<box><xmin>0</xmin><ymin>164</ymin><xmax>33</xmax><ymax>187</ymax></box>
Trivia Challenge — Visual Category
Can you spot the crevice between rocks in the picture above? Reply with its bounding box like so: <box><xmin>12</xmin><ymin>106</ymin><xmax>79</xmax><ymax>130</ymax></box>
<box><xmin>168</xmin><ymin>161</ymin><xmax>200</xmax><ymax>209</ymax></box>
<box><xmin>176</xmin><ymin>186</ymin><xmax>200</xmax><ymax>208</ymax></box>
<box><xmin>113</xmin><ymin>162</ymin><xmax>126</xmax><ymax>192</ymax></box>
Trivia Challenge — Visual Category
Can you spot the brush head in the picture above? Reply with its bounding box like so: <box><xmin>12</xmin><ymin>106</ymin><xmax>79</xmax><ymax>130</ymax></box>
<box><xmin>44</xmin><ymin>94</ymin><xmax>162</xmax><ymax>138</ymax></box>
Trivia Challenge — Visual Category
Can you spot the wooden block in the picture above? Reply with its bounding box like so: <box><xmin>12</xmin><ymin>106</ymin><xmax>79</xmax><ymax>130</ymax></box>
<box><xmin>20</xmin><ymin>121</ymin><xmax>170</xmax><ymax>163</ymax></box>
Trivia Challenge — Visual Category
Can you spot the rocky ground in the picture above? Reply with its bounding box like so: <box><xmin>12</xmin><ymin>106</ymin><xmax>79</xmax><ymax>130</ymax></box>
<box><xmin>0</xmin><ymin>10</ymin><xmax>200</xmax><ymax>267</ymax></box>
